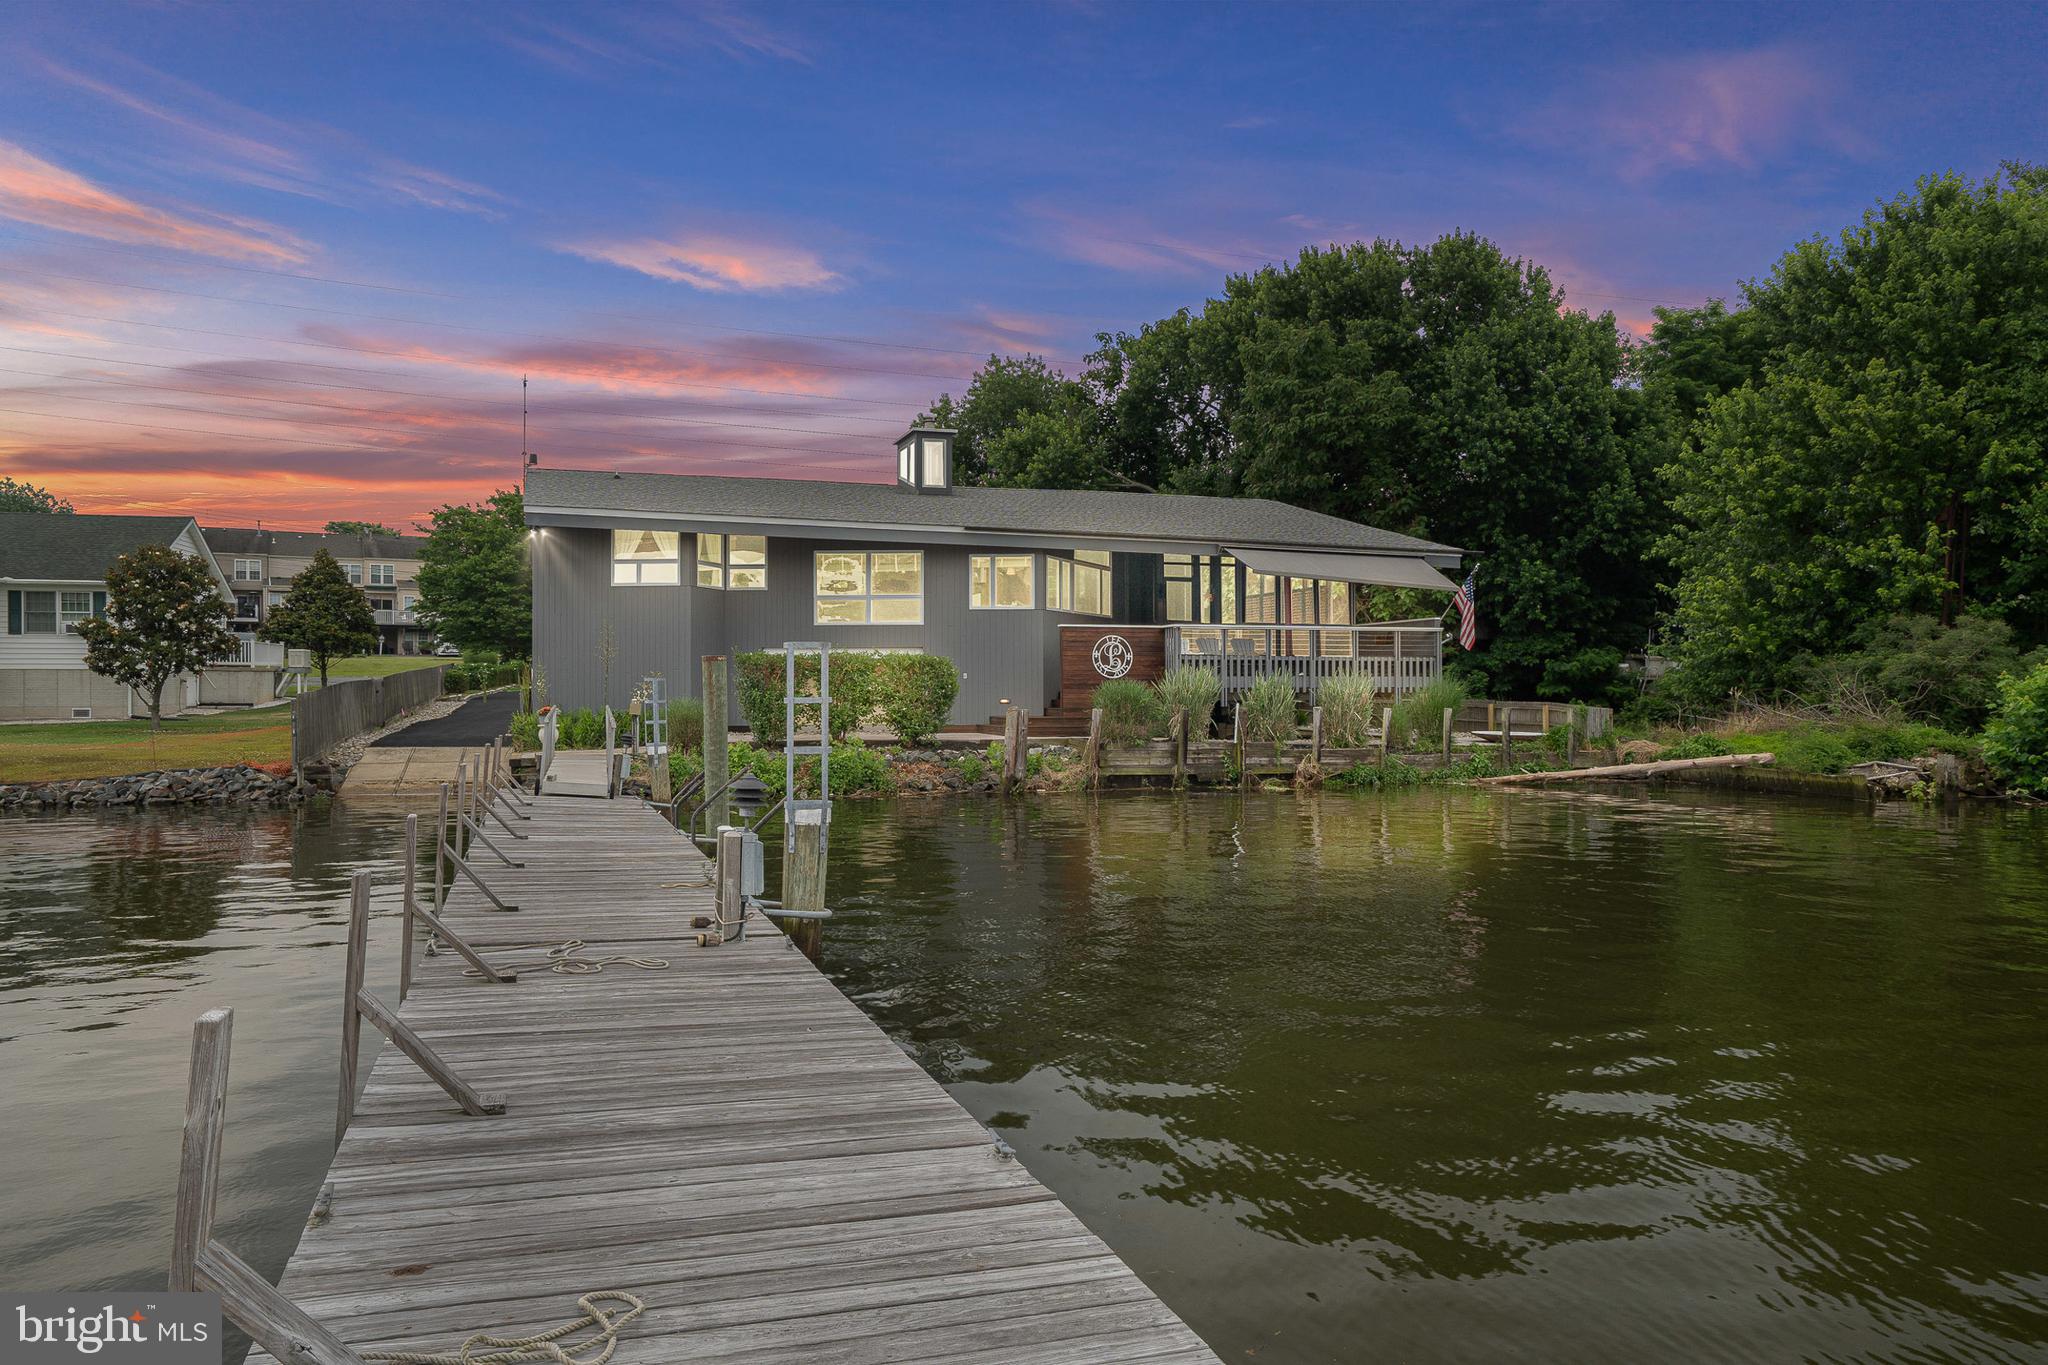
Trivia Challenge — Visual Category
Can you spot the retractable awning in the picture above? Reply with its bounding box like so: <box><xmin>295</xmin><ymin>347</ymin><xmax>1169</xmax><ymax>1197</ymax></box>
<box><xmin>1226</xmin><ymin>546</ymin><xmax>1458</xmax><ymax>592</ymax></box>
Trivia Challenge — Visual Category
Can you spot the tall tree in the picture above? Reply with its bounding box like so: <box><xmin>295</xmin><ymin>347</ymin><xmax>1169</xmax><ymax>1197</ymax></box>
<box><xmin>917</xmin><ymin>355</ymin><xmax>1108</xmax><ymax>486</ymax></box>
<box><xmin>260</xmin><ymin>549</ymin><xmax>376</xmax><ymax>685</ymax></box>
<box><xmin>324</xmin><ymin>519</ymin><xmax>399</xmax><ymax>536</ymax></box>
<box><xmin>417</xmin><ymin>489</ymin><xmax>530</xmax><ymax>659</ymax></box>
<box><xmin>1637</xmin><ymin>299</ymin><xmax>1773</xmax><ymax>432</ymax></box>
<box><xmin>74</xmin><ymin>544</ymin><xmax>238</xmax><ymax>730</ymax></box>
<box><xmin>0</xmin><ymin>475</ymin><xmax>73</xmax><ymax>514</ymax></box>
<box><xmin>1661</xmin><ymin>165</ymin><xmax>2048</xmax><ymax>696</ymax></box>
<box><xmin>1083</xmin><ymin>236</ymin><xmax>1669</xmax><ymax>699</ymax></box>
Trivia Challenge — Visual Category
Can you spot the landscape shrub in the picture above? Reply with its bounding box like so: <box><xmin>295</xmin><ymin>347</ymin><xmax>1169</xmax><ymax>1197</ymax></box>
<box><xmin>1388</xmin><ymin>676</ymin><xmax>1470</xmax><ymax>750</ymax></box>
<box><xmin>827</xmin><ymin>738</ymin><xmax>893</xmax><ymax>795</ymax></box>
<box><xmin>1318</xmin><ymin>673</ymin><xmax>1380</xmax><ymax>748</ymax></box>
<box><xmin>1094</xmin><ymin>679</ymin><xmax>1167</xmax><ymax>746</ymax></box>
<box><xmin>1659</xmin><ymin>732</ymin><xmax>1732</xmax><ymax>761</ymax></box>
<box><xmin>559</xmin><ymin>707</ymin><xmax>604</xmax><ymax>749</ymax></box>
<box><xmin>1152</xmin><ymin>666</ymin><xmax>1221</xmax><ymax>735</ymax></box>
<box><xmin>733</xmin><ymin>650</ymin><xmax>880</xmax><ymax>741</ymax></box>
<box><xmin>1239</xmin><ymin>673</ymin><xmax>1299</xmax><ymax>742</ymax></box>
<box><xmin>665</xmin><ymin>747</ymin><xmax>704</xmax><ymax>789</ymax></box>
<box><xmin>663</xmin><ymin>697</ymin><xmax>704</xmax><ymax>752</ymax></box>
<box><xmin>1799</xmin><ymin>613</ymin><xmax>2041</xmax><ymax>731</ymax></box>
<box><xmin>508</xmin><ymin>710</ymin><xmax>540</xmax><ymax>750</ymax></box>
<box><xmin>877</xmin><ymin>654</ymin><xmax>959</xmax><ymax>744</ymax></box>
<box><xmin>1972</xmin><ymin>665</ymin><xmax>2048</xmax><ymax>795</ymax></box>
<box><xmin>954</xmin><ymin>751</ymin><xmax>989</xmax><ymax>783</ymax></box>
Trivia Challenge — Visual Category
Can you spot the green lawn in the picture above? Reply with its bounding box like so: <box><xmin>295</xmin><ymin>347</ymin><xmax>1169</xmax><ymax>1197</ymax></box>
<box><xmin>327</xmin><ymin>655</ymin><xmax>447</xmax><ymax>678</ymax></box>
<box><xmin>0</xmin><ymin>708</ymin><xmax>293</xmax><ymax>784</ymax></box>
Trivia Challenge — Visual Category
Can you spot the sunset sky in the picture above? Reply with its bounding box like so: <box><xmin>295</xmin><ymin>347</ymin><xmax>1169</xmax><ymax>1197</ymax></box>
<box><xmin>0</xmin><ymin>1</ymin><xmax>2037</xmax><ymax>531</ymax></box>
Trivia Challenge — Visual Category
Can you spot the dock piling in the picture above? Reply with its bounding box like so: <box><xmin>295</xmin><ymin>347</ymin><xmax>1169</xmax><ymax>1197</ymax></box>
<box><xmin>703</xmin><ymin>655</ymin><xmax>729</xmax><ymax>832</ymax></box>
<box><xmin>784</xmin><ymin>809</ymin><xmax>827</xmax><ymax>961</ymax></box>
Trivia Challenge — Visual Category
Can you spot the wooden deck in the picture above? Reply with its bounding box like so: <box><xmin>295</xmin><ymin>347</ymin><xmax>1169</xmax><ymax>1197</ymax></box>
<box><xmin>256</xmin><ymin>795</ymin><xmax>1216</xmax><ymax>1363</ymax></box>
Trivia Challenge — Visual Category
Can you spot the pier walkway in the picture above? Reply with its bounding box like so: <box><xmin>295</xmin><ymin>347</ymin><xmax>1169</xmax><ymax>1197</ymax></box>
<box><xmin>254</xmin><ymin>794</ymin><xmax>1215</xmax><ymax>1363</ymax></box>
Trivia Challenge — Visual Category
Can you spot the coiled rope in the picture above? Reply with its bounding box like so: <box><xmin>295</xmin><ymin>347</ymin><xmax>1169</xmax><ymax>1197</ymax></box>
<box><xmin>362</xmin><ymin>1290</ymin><xmax>645</xmax><ymax>1365</ymax></box>
<box><xmin>442</xmin><ymin>938</ymin><xmax>671</xmax><ymax>977</ymax></box>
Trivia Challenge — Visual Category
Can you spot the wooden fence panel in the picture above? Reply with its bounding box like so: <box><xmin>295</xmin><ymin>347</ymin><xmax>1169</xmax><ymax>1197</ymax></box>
<box><xmin>291</xmin><ymin>665</ymin><xmax>450</xmax><ymax>765</ymax></box>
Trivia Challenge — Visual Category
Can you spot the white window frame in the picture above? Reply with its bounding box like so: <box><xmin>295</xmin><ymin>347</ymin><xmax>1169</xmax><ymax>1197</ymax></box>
<box><xmin>370</xmin><ymin>562</ymin><xmax>395</xmax><ymax>587</ymax></box>
<box><xmin>343</xmin><ymin>563</ymin><xmax>362</xmax><ymax>585</ymax></box>
<box><xmin>18</xmin><ymin>589</ymin><xmax>57</xmax><ymax>633</ymax></box>
<box><xmin>814</xmin><ymin>550</ymin><xmax>923</xmax><ymax>625</ymax></box>
<box><xmin>969</xmin><ymin>553</ymin><xmax>1035</xmax><ymax>610</ymax></box>
<box><xmin>59</xmin><ymin>590</ymin><xmax>95</xmax><ymax>632</ymax></box>
<box><xmin>232</xmin><ymin>558</ymin><xmax>262</xmax><ymax>582</ymax></box>
<box><xmin>612</xmin><ymin>529</ymin><xmax>682</xmax><ymax>585</ymax></box>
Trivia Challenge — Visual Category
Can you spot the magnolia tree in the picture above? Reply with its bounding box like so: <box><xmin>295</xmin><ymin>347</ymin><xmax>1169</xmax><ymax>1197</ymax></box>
<box><xmin>260</xmin><ymin>549</ymin><xmax>376</xmax><ymax>686</ymax></box>
<box><xmin>74</xmin><ymin>544</ymin><xmax>239</xmax><ymax>730</ymax></box>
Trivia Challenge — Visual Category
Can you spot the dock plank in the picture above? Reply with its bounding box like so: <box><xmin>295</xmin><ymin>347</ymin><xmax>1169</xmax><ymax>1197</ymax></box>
<box><xmin>249</xmin><ymin>794</ymin><xmax>1214</xmax><ymax>1363</ymax></box>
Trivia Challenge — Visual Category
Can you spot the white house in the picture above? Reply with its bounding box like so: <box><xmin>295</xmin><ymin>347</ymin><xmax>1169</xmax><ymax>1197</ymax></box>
<box><xmin>0</xmin><ymin>511</ymin><xmax>235</xmax><ymax>721</ymax></box>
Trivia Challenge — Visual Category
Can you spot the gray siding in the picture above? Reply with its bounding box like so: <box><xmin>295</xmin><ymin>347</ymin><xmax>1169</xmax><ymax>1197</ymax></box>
<box><xmin>533</xmin><ymin>528</ymin><xmax>1108</xmax><ymax>727</ymax></box>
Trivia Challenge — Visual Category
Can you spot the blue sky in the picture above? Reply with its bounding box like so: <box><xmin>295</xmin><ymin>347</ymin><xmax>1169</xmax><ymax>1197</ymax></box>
<box><xmin>0</xmin><ymin>0</ymin><xmax>2038</xmax><ymax>526</ymax></box>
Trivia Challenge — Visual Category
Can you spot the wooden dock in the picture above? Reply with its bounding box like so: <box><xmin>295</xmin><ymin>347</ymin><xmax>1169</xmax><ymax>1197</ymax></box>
<box><xmin>248</xmin><ymin>794</ymin><xmax>1216</xmax><ymax>1363</ymax></box>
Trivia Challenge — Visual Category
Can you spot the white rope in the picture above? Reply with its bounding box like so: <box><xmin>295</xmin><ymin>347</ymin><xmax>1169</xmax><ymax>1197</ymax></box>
<box><xmin>452</xmin><ymin>939</ymin><xmax>670</xmax><ymax>978</ymax></box>
<box><xmin>362</xmin><ymin>1290</ymin><xmax>645</xmax><ymax>1365</ymax></box>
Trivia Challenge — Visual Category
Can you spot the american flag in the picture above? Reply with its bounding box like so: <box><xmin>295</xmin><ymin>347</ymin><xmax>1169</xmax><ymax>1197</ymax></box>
<box><xmin>1451</xmin><ymin>570</ymin><xmax>1479</xmax><ymax>650</ymax></box>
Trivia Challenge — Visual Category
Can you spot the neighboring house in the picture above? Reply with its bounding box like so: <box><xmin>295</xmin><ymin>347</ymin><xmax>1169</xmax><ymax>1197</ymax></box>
<box><xmin>202</xmin><ymin>527</ymin><xmax>433</xmax><ymax>654</ymax></box>
<box><xmin>526</xmin><ymin>429</ymin><xmax>1465</xmax><ymax>732</ymax></box>
<box><xmin>0</xmin><ymin>511</ymin><xmax>234</xmax><ymax>721</ymax></box>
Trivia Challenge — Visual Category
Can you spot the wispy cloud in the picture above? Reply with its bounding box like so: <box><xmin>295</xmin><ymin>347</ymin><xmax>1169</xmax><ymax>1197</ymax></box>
<box><xmin>494</xmin><ymin>2</ymin><xmax>814</xmax><ymax>78</ymax></box>
<box><xmin>1523</xmin><ymin>45</ymin><xmax>1866</xmax><ymax>180</ymax></box>
<box><xmin>561</xmin><ymin>233</ymin><xmax>842</xmax><ymax>293</ymax></box>
<box><xmin>0</xmin><ymin>140</ymin><xmax>309</xmax><ymax>263</ymax></box>
<box><xmin>35</xmin><ymin>51</ymin><xmax>513</xmax><ymax>218</ymax></box>
<box><xmin>1022</xmin><ymin>201</ymin><xmax>1279</xmax><ymax>278</ymax></box>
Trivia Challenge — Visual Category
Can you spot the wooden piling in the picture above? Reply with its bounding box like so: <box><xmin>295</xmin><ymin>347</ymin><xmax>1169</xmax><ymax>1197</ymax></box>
<box><xmin>1379</xmin><ymin>706</ymin><xmax>1393</xmax><ymax>764</ymax></box>
<box><xmin>713</xmin><ymin>825</ymin><xmax>745</xmax><ymax>945</ymax></box>
<box><xmin>433</xmin><ymin>783</ymin><xmax>448</xmax><ymax>911</ymax></box>
<box><xmin>1309</xmin><ymin>706</ymin><xmax>1324</xmax><ymax>769</ymax></box>
<box><xmin>1234</xmin><ymin>701</ymin><xmax>1248</xmax><ymax>788</ymax></box>
<box><xmin>336</xmin><ymin>871</ymin><xmax>368</xmax><ymax>1145</ymax></box>
<box><xmin>1441</xmin><ymin>706</ymin><xmax>1454</xmax><ymax>764</ymax></box>
<box><xmin>1084</xmin><ymin>707</ymin><xmax>1103</xmax><ymax>789</ymax></box>
<box><xmin>784</xmin><ymin>810</ymin><xmax>826</xmax><ymax>961</ymax></box>
<box><xmin>1501</xmin><ymin>705</ymin><xmax>1514</xmax><ymax>767</ymax></box>
<box><xmin>170</xmin><ymin>1007</ymin><xmax>231</xmax><ymax>1293</ymax></box>
<box><xmin>703</xmin><ymin>655</ymin><xmax>729</xmax><ymax>831</ymax></box>
<box><xmin>1567</xmin><ymin>705</ymin><xmax>1580</xmax><ymax>765</ymax></box>
<box><xmin>400</xmin><ymin>814</ymin><xmax>417</xmax><ymax>1002</ymax></box>
<box><xmin>1001</xmin><ymin>706</ymin><xmax>1025</xmax><ymax>795</ymax></box>
<box><xmin>1172</xmin><ymin>706</ymin><xmax>1188</xmax><ymax>787</ymax></box>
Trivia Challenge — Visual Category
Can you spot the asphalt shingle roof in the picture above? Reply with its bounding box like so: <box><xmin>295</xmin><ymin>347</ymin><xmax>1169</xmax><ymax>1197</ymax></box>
<box><xmin>0</xmin><ymin>511</ymin><xmax>198</xmax><ymax>581</ymax></box>
<box><xmin>524</xmin><ymin>467</ymin><xmax>1456</xmax><ymax>555</ymax></box>
<box><xmin>204</xmin><ymin>527</ymin><xmax>426</xmax><ymax>559</ymax></box>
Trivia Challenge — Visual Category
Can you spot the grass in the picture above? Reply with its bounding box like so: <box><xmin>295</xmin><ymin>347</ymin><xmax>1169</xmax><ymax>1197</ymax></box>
<box><xmin>0</xmin><ymin>708</ymin><xmax>292</xmax><ymax>783</ymax></box>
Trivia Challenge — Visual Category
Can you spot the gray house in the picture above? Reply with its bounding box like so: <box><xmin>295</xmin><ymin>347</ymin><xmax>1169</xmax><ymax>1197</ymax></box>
<box><xmin>525</xmin><ymin>429</ymin><xmax>1464</xmax><ymax>732</ymax></box>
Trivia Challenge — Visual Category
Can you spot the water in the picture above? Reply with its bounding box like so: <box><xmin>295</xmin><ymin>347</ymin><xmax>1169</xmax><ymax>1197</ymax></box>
<box><xmin>2</xmin><ymin>790</ymin><xmax>2045</xmax><ymax>1362</ymax></box>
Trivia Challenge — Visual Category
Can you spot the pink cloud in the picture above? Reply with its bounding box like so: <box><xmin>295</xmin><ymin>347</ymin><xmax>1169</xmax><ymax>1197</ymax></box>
<box><xmin>1022</xmin><ymin>201</ymin><xmax>1278</xmax><ymax>278</ymax></box>
<box><xmin>1530</xmin><ymin>46</ymin><xmax>1865</xmax><ymax>180</ymax></box>
<box><xmin>0</xmin><ymin>140</ymin><xmax>309</xmax><ymax>263</ymax></box>
<box><xmin>561</xmin><ymin>232</ymin><xmax>841</xmax><ymax>293</ymax></box>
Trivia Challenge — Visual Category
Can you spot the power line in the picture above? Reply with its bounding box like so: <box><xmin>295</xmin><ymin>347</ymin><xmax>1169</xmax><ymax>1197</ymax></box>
<box><xmin>0</xmin><ymin>226</ymin><xmax>1083</xmax><ymax>361</ymax></box>
<box><xmin>0</xmin><ymin>266</ymin><xmax>986</xmax><ymax>383</ymax></box>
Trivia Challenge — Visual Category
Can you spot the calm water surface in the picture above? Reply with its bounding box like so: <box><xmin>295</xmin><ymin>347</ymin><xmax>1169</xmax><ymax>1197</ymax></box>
<box><xmin>2</xmin><ymin>789</ymin><xmax>2046</xmax><ymax>1363</ymax></box>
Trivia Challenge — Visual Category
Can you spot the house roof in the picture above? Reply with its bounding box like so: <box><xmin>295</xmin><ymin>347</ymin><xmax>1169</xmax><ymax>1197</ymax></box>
<box><xmin>523</xmin><ymin>468</ymin><xmax>1458</xmax><ymax>557</ymax></box>
<box><xmin>0</xmin><ymin>511</ymin><xmax>202</xmax><ymax>582</ymax></box>
<box><xmin>204</xmin><ymin>526</ymin><xmax>427</xmax><ymax>560</ymax></box>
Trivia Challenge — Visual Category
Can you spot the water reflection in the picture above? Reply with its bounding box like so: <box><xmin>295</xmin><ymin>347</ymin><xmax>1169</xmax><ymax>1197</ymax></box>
<box><xmin>821</xmin><ymin>789</ymin><xmax>2048</xmax><ymax>1363</ymax></box>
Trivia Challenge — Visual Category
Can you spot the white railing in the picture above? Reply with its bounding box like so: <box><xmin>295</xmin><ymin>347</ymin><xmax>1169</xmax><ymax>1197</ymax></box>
<box><xmin>1168</xmin><ymin>622</ymin><xmax>1443</xmax><ymax>697</ymax></box>
<box><xmin>228</xmin><ymin>635</ymin><xmax>286</xmax><ymax>666</ymax></box>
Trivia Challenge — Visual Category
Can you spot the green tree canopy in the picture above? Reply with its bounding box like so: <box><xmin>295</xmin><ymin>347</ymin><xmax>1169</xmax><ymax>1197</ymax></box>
<box><xmin>0</xmin><ymin>475</ymin><xmax>74</xmax><ymax>514</ymax></box>
<box><xmin>417</xmin><ymin>489</ymin><xmax>530</xmax><ymax>659</ymax></box>
<box><xmin>918</xmin><ymin>355</ymin><xmax>1110</xmax><ymax>486</ymax></box>
<box><xmin>324</xmin><ymin>519</ymin><xmax>399</xmax><ymax>536</ymax></box>
<box><xmin>74</xmin><ymin>544</ymin><xmax>238</xmax><ymax>729</ymax></box>
<box><xmin>1659</xmin><ymin>165</ymin><xmax>2048</xmax><ymax>697</ymax></box>
<box><xmin>260</xmin><ymin>548</ymin><xmax>376</xmax><ymax>685</ymax></box>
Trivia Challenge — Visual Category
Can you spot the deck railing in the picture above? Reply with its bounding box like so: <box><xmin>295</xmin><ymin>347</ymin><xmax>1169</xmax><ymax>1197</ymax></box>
<box><xmin>1168</xmin><ymin>622</ymin><xmax>1443</xmax><ymax>697</ymax></box>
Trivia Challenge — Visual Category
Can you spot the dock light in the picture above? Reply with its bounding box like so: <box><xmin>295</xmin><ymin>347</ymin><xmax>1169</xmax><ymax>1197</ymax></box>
<box><xmin>729</xmin><ymin>773</ymin><xmax>771</xmax><ymax>819</ymax></box>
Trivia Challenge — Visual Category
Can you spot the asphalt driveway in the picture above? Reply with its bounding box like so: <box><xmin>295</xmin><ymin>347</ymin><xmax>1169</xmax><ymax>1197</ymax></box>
<box><xmin>371</xmin><ymin>690</ymin><xmax>518</xmax><ymax>747</ymax></box>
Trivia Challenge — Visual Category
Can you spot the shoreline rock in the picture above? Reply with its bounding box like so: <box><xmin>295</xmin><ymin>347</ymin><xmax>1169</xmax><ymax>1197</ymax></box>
<box><xmin>0</xmin><ymin>764</ymin><xmax>318</xmax><ymax>811</ymax></box>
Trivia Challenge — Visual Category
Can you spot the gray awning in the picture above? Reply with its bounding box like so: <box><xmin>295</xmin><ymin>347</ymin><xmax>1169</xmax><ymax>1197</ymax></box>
<box><xmin>1226</xmin><ymin>545</ymin><xmax>1458</xmax><ymax>592</ymax></box>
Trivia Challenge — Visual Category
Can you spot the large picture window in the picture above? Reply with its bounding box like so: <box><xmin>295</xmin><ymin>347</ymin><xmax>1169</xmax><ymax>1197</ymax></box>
<box><xmin>815</xmin><ymin>550</ymin><xmax>922</xmax><ymax>623</ymax></box>
<box><xmin>969</xmin><ymin>554</ymin><xmax>1034</xmax><ymax>609</ymax></box>
<box><xmin>612</xmin><ymin>529</ymin><xmax>681</xmax><ymax>585</ymax></box>
<box><xmin>1047</xmin><ymin>552</ymin><xmax>1110</xmax><ymax>618</ymax></box>
<box><xmin>695</xmin><ymin>533</ymin><xmax>766</xmax><ymax>589</ymax></box>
